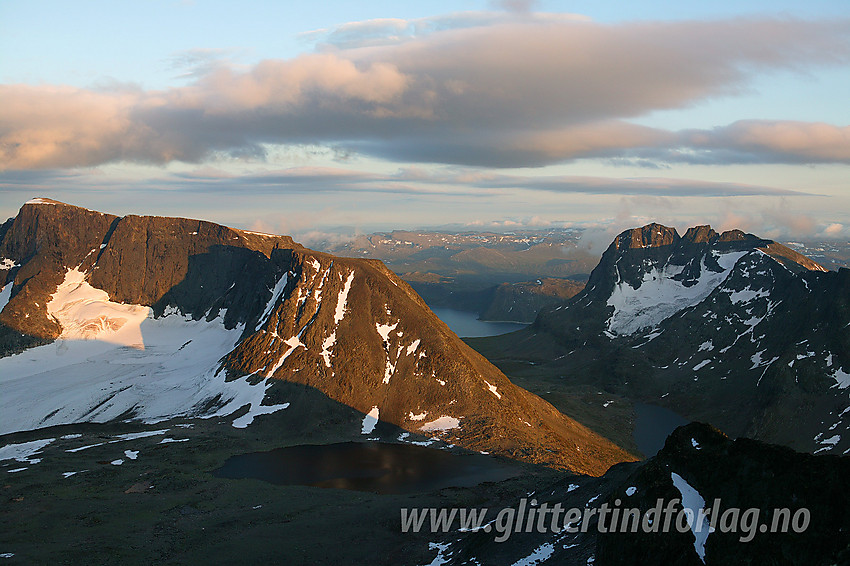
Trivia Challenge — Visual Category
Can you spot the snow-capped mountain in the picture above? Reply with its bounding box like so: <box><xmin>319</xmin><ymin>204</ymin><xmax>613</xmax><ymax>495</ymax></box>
<box><xmin>0</xmin><ymin>198</ymin><xmax>633</xmax><ymax>475</ymax></box>
<box><xmin>481</xmin><ymin>223</ymin><xmax>849</xmax><ymax>455</ymax></box>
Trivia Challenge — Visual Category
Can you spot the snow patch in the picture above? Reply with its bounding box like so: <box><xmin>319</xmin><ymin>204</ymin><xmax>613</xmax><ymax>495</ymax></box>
<box><xmin>256</xmin><ymin>273</ymin><xmax>288</xmax><ymax>331</ymax></box>
<box><xmin>123</xmin><ymin>450</ymin><xmax>139</xmax><ymax>460</ymax></box>
<box><xmin>409</xmin><ymin>411</ymin><xmax>427</xmax><ymax>421</ymax></box>
<box><xmin>320</xmin><ymin>332</ymin><xmax>336</xmax><ymax>368</ymax></box>
<box><xmin>420</xmin><ymin>416</ymin><xmax>460</xmax><ymax>432</ymax></box>
<box><xmin>406</xmin><ymin>339</ymin><xmax>421</xmax><ymax>356</ymax></box>
<box><xmin>0</xmin><ymin>283</ymin><xmax>12</xmax><ymax>313</ymax></box>
<box><xmin>47</xmin><ymin>268</ymin><xmax>151</xmax><ymax>348</ymax></box>
<box><xmin>483</xmin><ymin>379</ymin><xmax>502</xmax><ymax>399</ymax></box>
<box><xmin>424</xmin><ymin>542</ymin><xmax>451</xmax><ymax>566</ymax></box>
<box><xmin>0</xmin><ymin>438</ymin><xmax>55</xmax><ymax>463</ymax></box>
<box><xmin>376</xmin><ymin>321</ymin><xmax>398</xmax><ymax>341</ymax></box>
<box><xmin>693</xmin><ymin>360</ymin><xmax>711</xmax><ymax>371</ymax></box>
<box><xmin>606</xmin><ymin>252</ymin><xmax>746</xmax><ymax>335</ymax></box>
<box><xmin>670</xmin><ymin>472</ymin><xmax>711</xmax><ymax>563</ymax></box>
<box><xmin>335</xmin><ymin>271</ymin><xmax>354</xmax><ymax>324</ymax></box>
<box><xmin>361</xmin><ymin>406</ymin><xmax>379</xmax><ymax>434</ymax></box>
<box><xmin>726</xmin><ymin>286</ymin><xmax>769</xmax><ymax>304</ymax></box>
<box><xmin>266</xmin><ymin>335</ymin><xmax>305</xmax><ymax>377</ymax></box>
<box><xmin>831</xmin><ymin>369</ymin><xmax>850</xmax><ymax>390</ymax></box>
<box><xmin>510</xmin><ymin>542</ymin><xmax>554</xmax><ymax>566</ymax></box>
<box><xmin>231</xmin><ymin>398</ymin><xmax>289</xmax><ymax>428</ymax></box>
<box><xmin>0</xmin><ymin>310</ymin><xmax>286</xmax><ymax>435</ymax></box>
<box><xmin>113</xmin><ymin>430</ymin><xmax>169</xmax><ymax>441</ymax></box>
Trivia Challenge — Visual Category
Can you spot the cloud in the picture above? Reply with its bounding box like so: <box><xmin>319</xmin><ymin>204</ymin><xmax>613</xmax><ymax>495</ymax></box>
<box><xmin>1</xmin><ymin>15</ymin><xmax>849</xmax><ymax>170</ymax></box>
<box><xmin>680</xmin><ymin>120</ymin><xmax>850</xmax><ymax>164</ymax></box>
<box><xmin>490</xmin><ymin>0</ymin><xmax>540</xmax><ymax>14</ymax></box>
<box><xmin>1</xmin><ymin>164</ymin><xmax>810</xmax><ymax>203</ymax></box>
<box><xmin>824</xmin><ymin>222</ymin><xmax>844</xmax><ymax>236</ymax></box>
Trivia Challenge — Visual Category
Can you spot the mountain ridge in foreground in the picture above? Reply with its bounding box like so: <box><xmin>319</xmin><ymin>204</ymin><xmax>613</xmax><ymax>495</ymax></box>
<box><xmin>472</xmin><ymin>221</ymin><xmax>850</xmax><ymax>455</ymax></box>
<box><xmin>0</xmin><ymin>198</ymin><xmax>634</xmax><ymax>475</ymax></box>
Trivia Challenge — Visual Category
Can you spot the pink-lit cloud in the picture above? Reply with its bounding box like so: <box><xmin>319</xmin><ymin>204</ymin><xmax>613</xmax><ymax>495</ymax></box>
<box><xmin>1</xmin><ymin>15</ymin><xmax>849</xmax><ymax>170</ymax></box>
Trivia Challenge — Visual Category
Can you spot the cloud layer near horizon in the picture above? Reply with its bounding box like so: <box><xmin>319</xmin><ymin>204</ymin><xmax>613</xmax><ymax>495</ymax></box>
<box><xmin>2</xmin><ymin>14</ymin><xmax>849</xmax><ymax>170</ymax></box>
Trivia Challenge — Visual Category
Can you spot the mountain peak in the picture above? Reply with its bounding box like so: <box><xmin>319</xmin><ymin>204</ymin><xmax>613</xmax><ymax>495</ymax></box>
<box><xmin>614</xmin><ymin>223</ymin><xmax>678</xmax><ymax>250</ymax></box>
<box><xmin>1</xmin><ymin>199</ymin><xmax>635</xmax><ymax>475</ymax></box>
<box><xmin>682</xmin><ymin>225</ymin><xmax>718</xmax><ymax>243</ymax></box>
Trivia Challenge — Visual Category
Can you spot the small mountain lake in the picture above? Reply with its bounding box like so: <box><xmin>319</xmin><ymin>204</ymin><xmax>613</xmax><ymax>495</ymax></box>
<box><xmin>213</xmin><ymin>442</ymin><xmax>522</xmax><ymax>494</ymax></box>
<box><xmin>429</xmin><ymin>307</ymin><xmax>528</xmax><ymax>338</ymax></box>
<box><xmin>632</xmin><ymin>402</ymin><xmax>690</xmax><ymax>457</ymax></box>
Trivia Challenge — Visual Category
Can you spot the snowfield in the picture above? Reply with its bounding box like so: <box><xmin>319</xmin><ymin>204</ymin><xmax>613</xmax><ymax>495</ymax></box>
<box><xmin>0</xmin><ymin>270</ymin><xmax>288</xmax><ymax>435</ymax></box>
<box><xmin>606</xmin><ymin>251</ymin><xmax>748</xmax><ymax>334</ymax></box>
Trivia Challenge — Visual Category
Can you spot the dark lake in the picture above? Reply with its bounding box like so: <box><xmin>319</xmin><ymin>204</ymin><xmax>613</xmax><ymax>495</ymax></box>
<box><xmin>429</xmin><ymin>307</ymin><xmax>528</xmax><ymax>338</ymax></box>
<box><xmin>213</xmin><ymin>442</ymin><xmax>522</xmax><ymax>494</ymax></box>
<box><xmin>632</xmin><ymin>402</ymin><xmax>690</xmax><ymax>457</ymax></box>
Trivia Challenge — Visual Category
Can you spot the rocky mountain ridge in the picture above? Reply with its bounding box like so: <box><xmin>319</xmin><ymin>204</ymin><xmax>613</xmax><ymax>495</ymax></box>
<box><xmin>0</xmin><ymin>198</ymin><xmax>634</xmax><ymax>475</ymax></box>
<box><xmin>472</xmin><ymin>222</ymin><xmax>850</xmax><ymax>456</ymax></box>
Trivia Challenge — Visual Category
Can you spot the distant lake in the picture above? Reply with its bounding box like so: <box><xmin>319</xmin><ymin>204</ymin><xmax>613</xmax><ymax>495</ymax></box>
<box><xmin>429</xmin><ymin>307</ymin><xmax>528</xmax><ymax>338</ymax></box>
<box><xmin>213</xmin><ymin>442</ymin><xmax>521</xmax><ymax>494</ymax></box>
<box><xmin>633</xmin><ymin>402</ymin><xmax>690</xmax><ymax>457</ymax></box>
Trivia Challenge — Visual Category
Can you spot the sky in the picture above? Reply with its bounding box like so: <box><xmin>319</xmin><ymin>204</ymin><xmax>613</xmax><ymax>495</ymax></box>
<box><xmin>1</xmin><ymin>0</ymin><xmax>849</xmax><ymax>245</ymax></box>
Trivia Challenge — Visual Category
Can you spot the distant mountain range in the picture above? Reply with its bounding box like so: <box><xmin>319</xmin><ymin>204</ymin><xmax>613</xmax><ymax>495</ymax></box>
<box><xmin>0</xmin><ymin>198</ymin><xmax>632</xmax><ymax>475</ymax></box>
<box><xmin>472</xmin><ymin>223</ymin><xmax>850</xmax><ymax>456</ymax></box>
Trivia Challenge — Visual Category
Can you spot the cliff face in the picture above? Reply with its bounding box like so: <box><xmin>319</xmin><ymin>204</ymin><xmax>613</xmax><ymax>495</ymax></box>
<box><xmin>482</xmin><ymin>277</ymin><xmax>585</xmax><ymax>322</ymax></box>
<box><xmin>474</xmin><ymin>222</ymin><xmax>850</xmax><ymax>456</ymax></box>
<box><xmin>0</xmin><ymin>199</ymin><xmax>635</xmax><ymax>475</ymax></box>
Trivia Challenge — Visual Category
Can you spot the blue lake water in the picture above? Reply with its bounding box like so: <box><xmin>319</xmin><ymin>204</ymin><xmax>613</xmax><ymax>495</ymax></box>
<box><xmin>429</xmin><ymin>307</ymin><xmax>528</xmax><ymax>338</ymax></box>
<box><xmin>213</xmin><ymin>442</ymin><xmax>521</xmax><ymax>494</ymax></box>
<box><xmin>633</xmin><ymin>402</ymin><xmax>690</xmax><ymax>457</ymax></box>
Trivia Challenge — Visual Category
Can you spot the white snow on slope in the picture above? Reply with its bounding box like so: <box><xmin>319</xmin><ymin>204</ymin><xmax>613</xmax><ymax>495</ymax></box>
<box><xmin>362</xmin><ymin>406</ymin><xmax>379</xmax><ymax>434</ymax></box>
<box><xmin>335</xmin><ymin>271</ymin><xmax>354</xmax><ymax>325</ymax></box>
<box><xmin>321</xmin><ymin>271</ymin><xmax>355</xmax><ymax>368</ymax></box>
<box><xmin>419</xmin><ymin>416</ymin><xmax>460</xmax><ymax>432</ymax></box>
<box><xmin>376</xmin><ymin>321</ymin><xmax>398</xmax><ymax>341</ymax></box>
<box><xmin>47</xmin><ymin>268</ymin><xmax>150</xmax><ymax>348</ymax></box>
<box><xmin>606</xmin><ymin>252</ymin><xmax>747</xmax><ymax>335</ymax></box>
<box><xmin>265</xmin><ymin>335</ymin><xmax>304</xmax><ymax>377</ymax></box>
<box><xmin>0</xmin><ymin>283</ymin><xmax>11</xmax><ymax>313</ymax></box>
<box><xmin>670</xmin><ymin>472</ymin><xmax>712</xmax><ymax>563</ymax></box>
<box><xmin>406</xmin><ymin>339</ymin><xmax>421</xmax><ymax>356</ymax></box>
<box><xmin>832</xmin><ymin>369</ymin><xmax>850</xmax><ymax>390</ymax></box>
<box><xmin>256</xmin><ymin>273</ymin><xmax>288</xmax><ymax>331</ymax></box>
<box><xmin>0</xmin><ymin>296</ymin><xmax>287</xmax><ymax>435</ymax></box>
<box><xmin>483</xmin><ymin>379</ymin><xmax>502</xmax><ymax>399</ymax></box>
<box><xmin>510</xmin><ymin>542</ymin><xmax>554</xmax><ymax>566</ymax></box>
<box><xmin>726</xmin><ymin>286</ymin><xmax>769</xmax><ymax>304</ymax></box>
<box><xmin>0</xmin><ymin>438</ymin><xmax>55</xmax><ymax>463</ymax></box>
